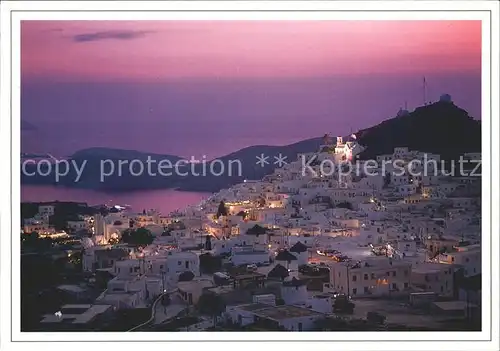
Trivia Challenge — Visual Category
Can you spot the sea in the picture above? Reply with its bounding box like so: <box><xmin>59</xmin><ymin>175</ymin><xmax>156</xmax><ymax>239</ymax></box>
<box><xmin>21</xmin><ymin>185</ymin><xmax>210</xmax><ymax>215</ymax></box>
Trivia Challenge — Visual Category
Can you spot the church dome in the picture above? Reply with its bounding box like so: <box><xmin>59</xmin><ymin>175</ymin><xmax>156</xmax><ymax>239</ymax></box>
<box><xmin>439</xmin><ymin>93</ymin><xmax>452</xmax><ymax>103</ymax></box>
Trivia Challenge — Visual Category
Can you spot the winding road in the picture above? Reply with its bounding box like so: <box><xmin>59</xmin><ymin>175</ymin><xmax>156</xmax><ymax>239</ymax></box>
<box><xmin>127</xmin><ymin>288</ymin><xmax>178</xmax><ymax>332</ymax></box>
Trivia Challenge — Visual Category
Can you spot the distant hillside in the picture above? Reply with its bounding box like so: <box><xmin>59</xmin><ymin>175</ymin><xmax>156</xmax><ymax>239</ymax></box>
<box><xmin>176</xmin><ymin>138</ymin><xmax>323</xmax><ymax>192</ymax></box>
<box><xmin>21</xmin><ymin>148</ymin><xmax>184</xmax><ymax>191</ymax></box>
<box><xmin>21</xmin><ymin>101</ymin><xmax>481</xmax><ymax>192</ymax></box>
<box><xmin>356</xmin><ymin>101</ymin><xmax>481</xmax><ymax>160</ymax></box>
<box><xmin>70</xmin><ymin>147</ymin><xmax>184</xmax><ymax>162</ymax></box>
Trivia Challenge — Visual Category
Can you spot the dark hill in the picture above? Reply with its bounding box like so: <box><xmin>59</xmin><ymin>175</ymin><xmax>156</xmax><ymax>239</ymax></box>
<box><xmin>356</xmin><ymin>101</ymin><xmax>481</xmax><ymax>160</ymax></box>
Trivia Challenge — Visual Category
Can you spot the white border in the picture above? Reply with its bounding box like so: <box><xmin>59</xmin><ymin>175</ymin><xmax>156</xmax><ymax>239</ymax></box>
<box><xmin>1</xmin><ymin>1</ymin><xmax>499</xmax><ymax>350</ymax></box>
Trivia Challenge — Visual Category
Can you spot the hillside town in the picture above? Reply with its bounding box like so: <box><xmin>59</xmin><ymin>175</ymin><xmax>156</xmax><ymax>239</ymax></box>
<box><xmin>21</xmin><ymin>134</ymin><xmax>482</xmax><ymax>332</ymax></box>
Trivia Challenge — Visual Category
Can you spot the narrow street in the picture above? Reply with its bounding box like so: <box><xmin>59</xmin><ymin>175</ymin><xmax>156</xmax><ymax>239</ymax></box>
<box><xmin>153</xmin><ymin>293</ymin><xmax>187</xmax><ymax>324</ymax></box>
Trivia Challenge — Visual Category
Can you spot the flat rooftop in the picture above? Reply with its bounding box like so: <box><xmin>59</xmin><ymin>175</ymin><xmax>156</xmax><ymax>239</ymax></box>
<box><xmin>57</xmin><ymin>285</ymin><xmax>87</xmax><ymax>293</ymax></box>
<box><xmin>230</xmin><ymin>272</ymin><xmax>266</xmax><ymax>280</ymax></box>
<box><xmin>178</xmin><ymin>279</ymin><xmax>214</xmax><ymax>292</ymax></box>
<box><xmin>97</xmin><ymin>291</ymin><xmax>139</xmax><ymax>302</ymax></box>
<box><xmin>346</xmin><ymin>257</ymin><xmax>411</xmax><ymax>270</ymax></box>
<box><xmin>412</xmin><ymin>262</ymin><xmax>451</xmax><ymax>274</ymax></box>
<box><xmin>433</xmin><ymin>300</ymin><xmax>477</xmax><ymax>311</ymax></box>
<box><xmin>239</xmin><ymin>303</ymin><xmax>272</xmax><ymax>312</ymax></box>
<box><xmin>41</xmin><ymin>304</ymin><xmax>113</xmax><ymax>324</ymax></box>
<box><xmin>206</xmin><ymin>286</ymin><xmax>235</xmax><ymax>295</ymax></box>
<box><xmin>62</xmin><ymin>304</ymin><xmax>92</xmax><ymax>310</ymax></box>
<box><xmin>233</xmin><ymin>250</ymin><xmax>268</xmax><ymax>255</ymax></box>
<box><xmin>254</xmin><ymin>305</ymin><xmax>324</xmax><ymax>320</ymax></box>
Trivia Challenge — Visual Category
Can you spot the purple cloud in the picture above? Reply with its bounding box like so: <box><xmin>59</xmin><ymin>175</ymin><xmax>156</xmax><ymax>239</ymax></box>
<box><xmin>72</xmin><ymin>30</ymin><xmax>152</xmax><ymax>42</ymax></box>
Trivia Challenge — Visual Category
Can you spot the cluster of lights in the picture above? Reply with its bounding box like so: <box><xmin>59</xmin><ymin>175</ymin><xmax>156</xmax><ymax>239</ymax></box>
<box><xmin>225</xmin><ymin>200</ymin><xmax>251</xmax><ymax>206</ymax></box>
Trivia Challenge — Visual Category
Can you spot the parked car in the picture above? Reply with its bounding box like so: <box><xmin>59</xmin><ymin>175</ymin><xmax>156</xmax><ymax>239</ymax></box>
<box><xmin>246</xmin><ymin>264</ymin><xmax>258</xmax><ymax>271</ymax></box>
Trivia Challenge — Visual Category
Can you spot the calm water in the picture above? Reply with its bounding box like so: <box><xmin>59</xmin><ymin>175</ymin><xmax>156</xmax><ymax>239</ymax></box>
<box><xmin>21</xmin><ymin>185</ymin><xmax>210</xmax><ymax>214</ymax></box>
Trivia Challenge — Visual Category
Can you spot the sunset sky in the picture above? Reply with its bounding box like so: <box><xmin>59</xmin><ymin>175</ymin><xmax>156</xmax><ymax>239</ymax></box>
<box><xmin>21</xmin><ymin>20</ymin><xmax>482</xmax><ymax>158</ymax></box>
<box><xmin>22</xmin><ymin>20</ymin><xmax>481</xmax><ymax>80</ymax></box>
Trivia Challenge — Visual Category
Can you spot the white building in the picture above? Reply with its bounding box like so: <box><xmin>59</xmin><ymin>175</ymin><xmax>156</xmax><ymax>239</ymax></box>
<box><xmin>67</xmin><ymin>220</ymin><xmax>90</xmax><ymax>232</ymax></box>
<box><xmin>82</xmin><ymin>245</ymin><xmax>130</xmax><ymax>272</ymax></box>
<box><xmin>23</xmin><ymin>220</ymin><xmax>50</xmax><ymax>234</ymax></box>
<box><xmin>411</xmin><ymin>262</ymin><xmax>454</xmax><ymax>297</ymax></box>
<box><xmin>281</xmin><ymin>278</ymin><xmax>309</xmax><ymax>305</ymax></box>
<box><xmin>329</xmin><ymin>257</ymin><xmax>412</xmax><ymax>297</ymax></box>
<box><xmin>147</xmin><ymin>250</ymin><xmax>201</xmax><ymax>279</ymax></box>
<box><xmin>178</xmin><ymin>279</ymin><xmax>214</xmax><ymax>305</ymax></box>
<box><xmin>230</xmin><ymin>247</ymin><xmax>270</xmax><ymax>266</ymax></box>
<box><xmin>38</xmin><ymin>205</ymin><xmax>55</xmax><ymax>217</ymax></box>
<box><xmin>437</xmin><ymin>244</ymin><xmax>481</xmax><ymax>277</ymax></box>
<box><xmin>96</xmin><ymin>275</ymin><xmax>162</xmax><ymax>309</ymax></box>
<box><xmin>225</xmin><ymin>304</ymin><xmax>324</xmax><ymax>331</ymax></box>
<box><xmin>306</xmin><ymin>294</ymin><xmax>333</xmax><ymax>314</ymax></box>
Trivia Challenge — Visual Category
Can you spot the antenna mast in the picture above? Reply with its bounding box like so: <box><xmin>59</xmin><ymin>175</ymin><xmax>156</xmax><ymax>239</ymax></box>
<box><xmin>423</xmin><ymin>76</ymin><xmax>427</xmax><ymax>105</ymax></box>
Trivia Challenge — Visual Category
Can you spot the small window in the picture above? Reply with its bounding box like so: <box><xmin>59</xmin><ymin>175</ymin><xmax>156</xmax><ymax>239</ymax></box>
<box><xmin>404</xmin><ymin>283</ymin><xmax>409</xmax><ymax>289</ymax></box>
<box><xmin>364</xmin><ymin>274</ymin><xmax>368</xmax><ymax>280</ymax></box>
<box><xmin>364</xmin><ymin>287</ymin><xmax>369</xmax><ymax>293</ymax></box>
<box><xmin>392</xmin><ymin>271</ymin><xmax>396</xmax><ymax>277</ymax></box>
<box><xmin>352</xmin><ymin>275</ymin><xmax>357</xmax><ymax>282</ymax></box>
<box><xmin>371</xmin><ymin>273</ymin><xmax>375</xmax><ymax>279</ymax></box>
<box><xmin>392</xmin><ymin>283</ymin><xmax>397</xmax><ymax>290</ymax></box>
<box><xmin>178</xmin><ymin>261</ymin><xmax>182</xmax><ymax>266</ymax></box>
<box><xmin>352</xmin><ymin>288</ymin><xmax>357</xmax><ymax>295</ymax></box>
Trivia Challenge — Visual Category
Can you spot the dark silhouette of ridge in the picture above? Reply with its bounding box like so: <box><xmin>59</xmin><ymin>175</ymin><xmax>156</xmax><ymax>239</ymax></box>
<box><xmin>356</xmin><ymin>101</ymin><xmax>480</xmax><ymax>160</ymax></box>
